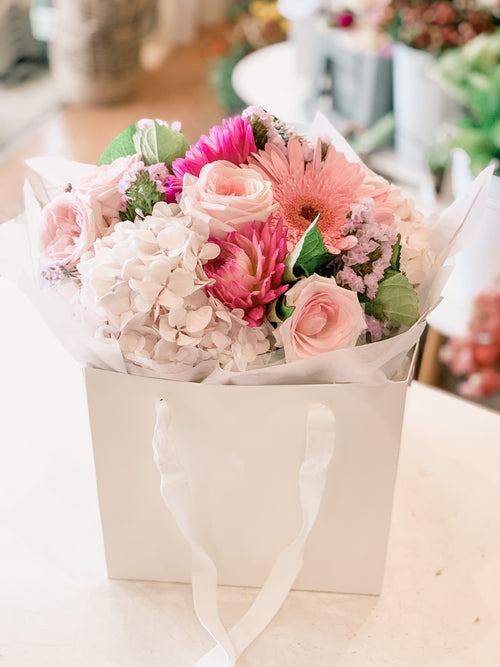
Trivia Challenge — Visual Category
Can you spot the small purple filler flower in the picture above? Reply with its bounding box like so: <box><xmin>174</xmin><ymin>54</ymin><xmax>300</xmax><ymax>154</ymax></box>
<box><xmin>118</xmin><ymin>162</ymin><xmax>170</xmax><ymax>220</ymax></box>
<box><xmin>336</xmin><ymin>198</ymin><xmax>398</xmax><ymax>299</ymax></box>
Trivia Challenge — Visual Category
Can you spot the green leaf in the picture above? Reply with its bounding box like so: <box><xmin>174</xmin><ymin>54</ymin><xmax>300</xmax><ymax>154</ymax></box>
<box><xmin>267</xmin><ymin>293</ymin><xmax>294</xmax><ymax>324</ymax></box>
<box><xmin>156</xmin><ymin>123</ymin><xmax>190</xmax><ymax>168</ymax></box>
<box><xmin>389</xmin><ymin>234</ymin><xmax>402</xmax><ymax>272</ymax></box>
<box><xmin>277</xmin><ymin>297</ymin><xmax>294</xmax><ymax>321</ymax></box>
<box><xmin>283</xmin><ymin>218</ymin><xmax>333</xmax><ymax>281</ymax></box>
<box><xmin>133</xmin><ymin>120</ymin><xmax>189</xmax><ymax>168</ymax></box>
<box><xmin>367</xmin><ymin>270</ymin><xmax>419</xmax><ymax>328</ymax></box>
<box><xmin>98</xmin><ymin>124</ymin><xmax>137</xmax><ymax>165</ymax></box>
<box><xmin>296</xmin><ymin>221</ymin><xmax>328</xmax><ymax>275</ymax></box>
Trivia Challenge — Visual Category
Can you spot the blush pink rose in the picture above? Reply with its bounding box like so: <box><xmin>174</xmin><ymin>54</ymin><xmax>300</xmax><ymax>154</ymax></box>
<box><xmin>77</xmin><ymin>155</ymin><xmax>140</xmax><ymax>230</ymax></box>
<box><xmin>279</xmin><ymin>275</ymin><xmax>367</xmax><ymax>361</ymax></box>
<box><xmin>180</xmin><ymin>160</ymin><xmax>276</xmax><ymax>238</ymax></box>
<box><xmin>38</xmin><ymin>192</ymin><xmax>100</xmax><ymax>269</ymax></box>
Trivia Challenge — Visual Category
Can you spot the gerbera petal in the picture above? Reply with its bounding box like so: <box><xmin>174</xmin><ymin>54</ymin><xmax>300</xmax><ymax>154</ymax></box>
<box><xmin>287</xmin><ymin>138</ymin><xmax>306</xmax><ymax>180</ymax></box>
<box><xmin>248</xmin><ymin>144</ymin><xmax>289</xmax><ymax>184</ymax></box>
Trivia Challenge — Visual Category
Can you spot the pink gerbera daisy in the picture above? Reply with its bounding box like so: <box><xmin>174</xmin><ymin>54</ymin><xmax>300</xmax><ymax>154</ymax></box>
<box><xmin>248</xmin><ymin>137</ymin><xmax>395</xmax><ymax>252</ymax></box>
<box><xmin>166</xmin><ymin>116</ymin><xmax>257</xmax><ymax>201</ymax></box>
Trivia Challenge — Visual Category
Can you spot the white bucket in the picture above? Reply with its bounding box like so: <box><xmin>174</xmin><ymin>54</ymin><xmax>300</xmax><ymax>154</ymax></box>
<box><xmin>392</xmin><ymin>43</ymin><xmax>462</xmax><ymax>170</ymax></box>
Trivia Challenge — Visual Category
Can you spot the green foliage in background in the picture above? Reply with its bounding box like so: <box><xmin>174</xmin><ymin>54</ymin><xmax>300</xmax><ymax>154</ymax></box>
<box><xmin>210</xmin><ymin>0</ymin><xmax>287</xmax><ymax>114</ymax></box>
<box><xmin>211</xmin><ymin>41</ymin><xmax>253</xmax><ymax>115</ymax></box>
<box><xmin>429</xmin><ymin>29</ymin><xmax>500</xmax><ymax>177</ymax></box>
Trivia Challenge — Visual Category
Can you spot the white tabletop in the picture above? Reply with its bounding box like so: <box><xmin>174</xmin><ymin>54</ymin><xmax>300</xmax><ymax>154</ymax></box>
<box><xmin>1</xmin><ymin>275</ymin><xmax>500</xmax><ymax>666</ymax></box>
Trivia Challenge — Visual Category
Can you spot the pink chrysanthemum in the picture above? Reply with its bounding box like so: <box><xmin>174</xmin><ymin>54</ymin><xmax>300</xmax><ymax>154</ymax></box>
<box><xmin>166</xmin><ymin>116</ymin><xmax>257</xmax><ymax>202</ymax></box>
<box><xmin>204</xmin><ymin>219</ymin><xmax>288</xmax><ymax>327</ymax></box>
<box><xmin>248</xmin><ymin>137</ymin><xmax>395</xmax><ymax>252</ymax></box>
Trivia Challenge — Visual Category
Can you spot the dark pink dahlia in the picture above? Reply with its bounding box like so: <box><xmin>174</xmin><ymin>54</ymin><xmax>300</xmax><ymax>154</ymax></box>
<box><xmin>204</xmin><ymin>219</ymin><xmax>288</xmax><ymax>327</ymax></box>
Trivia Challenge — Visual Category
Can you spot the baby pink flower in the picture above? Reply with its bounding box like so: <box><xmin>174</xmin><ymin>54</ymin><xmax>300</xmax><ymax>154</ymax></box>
<box><xmin>279</xmin><ymin>274</ymin><xmax>366</xmax><ymax>361</ymax></box>
<box><xmin>204</xmin><ymin>220</ymin><xmax>288</xmax><ymax>327</ymax></box>
<box><xmin>38</xmin><ymin>192</ymin><xmax>100</xmax><ymax>269</ymax></box>
<box><xmin>180</xmin><ymin>161</ymin><xmax>276</xmax><ymax>238</ymax></box>
<box><xmin>78</xmin><ymin>155</ymin><xmax>140</xmax><ymax>230</ymax></box>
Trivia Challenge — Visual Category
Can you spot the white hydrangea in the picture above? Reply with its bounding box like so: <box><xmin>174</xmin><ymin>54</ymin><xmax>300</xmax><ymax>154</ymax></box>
<box><xmin>77</xmin><ymin>201</ymin><xmax>274</xmax><ymax>373</ymax></box>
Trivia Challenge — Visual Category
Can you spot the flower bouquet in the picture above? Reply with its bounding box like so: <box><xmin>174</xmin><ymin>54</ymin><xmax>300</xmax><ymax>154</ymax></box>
<box><xmin>1</xmin><ymin>107</ymin><xmax>491</xmax><ymax>665</ymax></box>
<box><xmin>25</xmin><ymin>109</ymin><xmax>441</xmax><ymax>376</ymax></box>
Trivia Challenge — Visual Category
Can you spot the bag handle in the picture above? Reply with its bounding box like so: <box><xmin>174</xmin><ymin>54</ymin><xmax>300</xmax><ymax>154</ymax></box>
<box><xmin>152</xmin><ymin>399</ymin><xmax>336</xmax><ymax>666</ymax></box>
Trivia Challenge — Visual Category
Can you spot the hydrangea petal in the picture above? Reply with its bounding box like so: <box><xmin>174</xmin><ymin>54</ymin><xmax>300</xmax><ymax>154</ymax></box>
<box><xmin>186</xmin><ymin>306</ymin><xmax>213</xmax><ymax>333</ymax></box>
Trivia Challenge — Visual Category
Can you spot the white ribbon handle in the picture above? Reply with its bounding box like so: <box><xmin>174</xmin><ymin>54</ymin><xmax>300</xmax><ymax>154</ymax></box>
<box><xmin>152</xmin><ymin>400</ymin><xmax>335</xmax><ymax>667</ymax></box>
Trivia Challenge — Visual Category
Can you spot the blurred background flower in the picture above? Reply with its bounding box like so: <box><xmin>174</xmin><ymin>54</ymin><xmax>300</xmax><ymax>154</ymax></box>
<box><xmin>209</xmin><ymin>0</ymin><xmax>288</xmax><ymax>113</ymax></box>
<box><xmin>379</xmin><ymin>0</ymin><xmax>496</xmax><ymax>54</ymax></box>
<box><xmin>441</xmin><ymin>286</ymin><xmax>500</xmax><ymax>402</ymax></box>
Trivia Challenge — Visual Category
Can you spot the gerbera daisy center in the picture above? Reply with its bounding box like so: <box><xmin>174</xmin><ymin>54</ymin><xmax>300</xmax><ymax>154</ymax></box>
<box><xmin>299</xmin><ymin>205</ymin><xmax>319</xmax><ymax>223</ymax></box>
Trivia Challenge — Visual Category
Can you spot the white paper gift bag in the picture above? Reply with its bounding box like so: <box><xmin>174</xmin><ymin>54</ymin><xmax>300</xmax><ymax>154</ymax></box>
<box><xmin>84</xmin><ymin>349</ymin><xmax>415</xmax><ymax>598</ymax></box>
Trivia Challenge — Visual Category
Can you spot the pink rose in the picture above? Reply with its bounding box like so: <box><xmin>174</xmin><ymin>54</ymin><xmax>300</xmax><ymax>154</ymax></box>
<box><xmin>180</xmin><ymin>160</ymin><xmax>276</xmax><ymax>238</ymax></box>
<box><xmin>38</xmin><ymin>192</ymin><xmax>100</xmax><ymax>269</ymax></box>
<box><xmin>279</xmin><ymin>275</ymin><xmax>367</xmax><ymax>361</ymax></box>
<box><xmin>77</xmin><ymin>155</ymin><xmax>140</xmax><ymax>230</ymax></box>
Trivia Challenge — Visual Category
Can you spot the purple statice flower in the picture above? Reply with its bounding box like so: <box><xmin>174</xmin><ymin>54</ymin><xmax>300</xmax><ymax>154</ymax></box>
<box><xmin>41</xmin><ymin>264</ymin><xmax>64</xmax><ymax>286</ymax></box>
<box><xmin>41</xmin><ymin>263</ymin><xmax>79</xmax><ymax>286</ymax></box>
<box><xmin>167</xmin><ymin>115</ymin><xmax>257</xmax><ymax>201</ymax></box>
<box><xmin>352</xmin><ymin>199</ymin><xmax>376</xmax><ymax>223</ymax></box>
<box><xmin>119</xmin><ymin>162</ymin><xmax>172</xmax><ymax>221</ymax></box>
<box><xmin>242</xmin><ymin>105</ymin><xmax>325</xmax><ymax>162</ymax></box>
<box><xmin>242</xmin><ymin>105</ymin><xmax>290</xmax><ymax>155</ymax></box>
<box><xmin>147</xmin><ymin>162</ymin><xmax>170</xmax><ymax>194</ymax></box>
<box><xmin>118</xmin><ymin>160</ymin><xmax>145</xmax><ymax>211</ymax></box>
<box><xmin>336</xmin><ymin>197</ymin><xmax>398</xmax><ymax>299</ymax></box>
<box><xmin>336</xmin><ymin>267</ymin><xmax>365</xmax><ymax>293</ymax></box>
